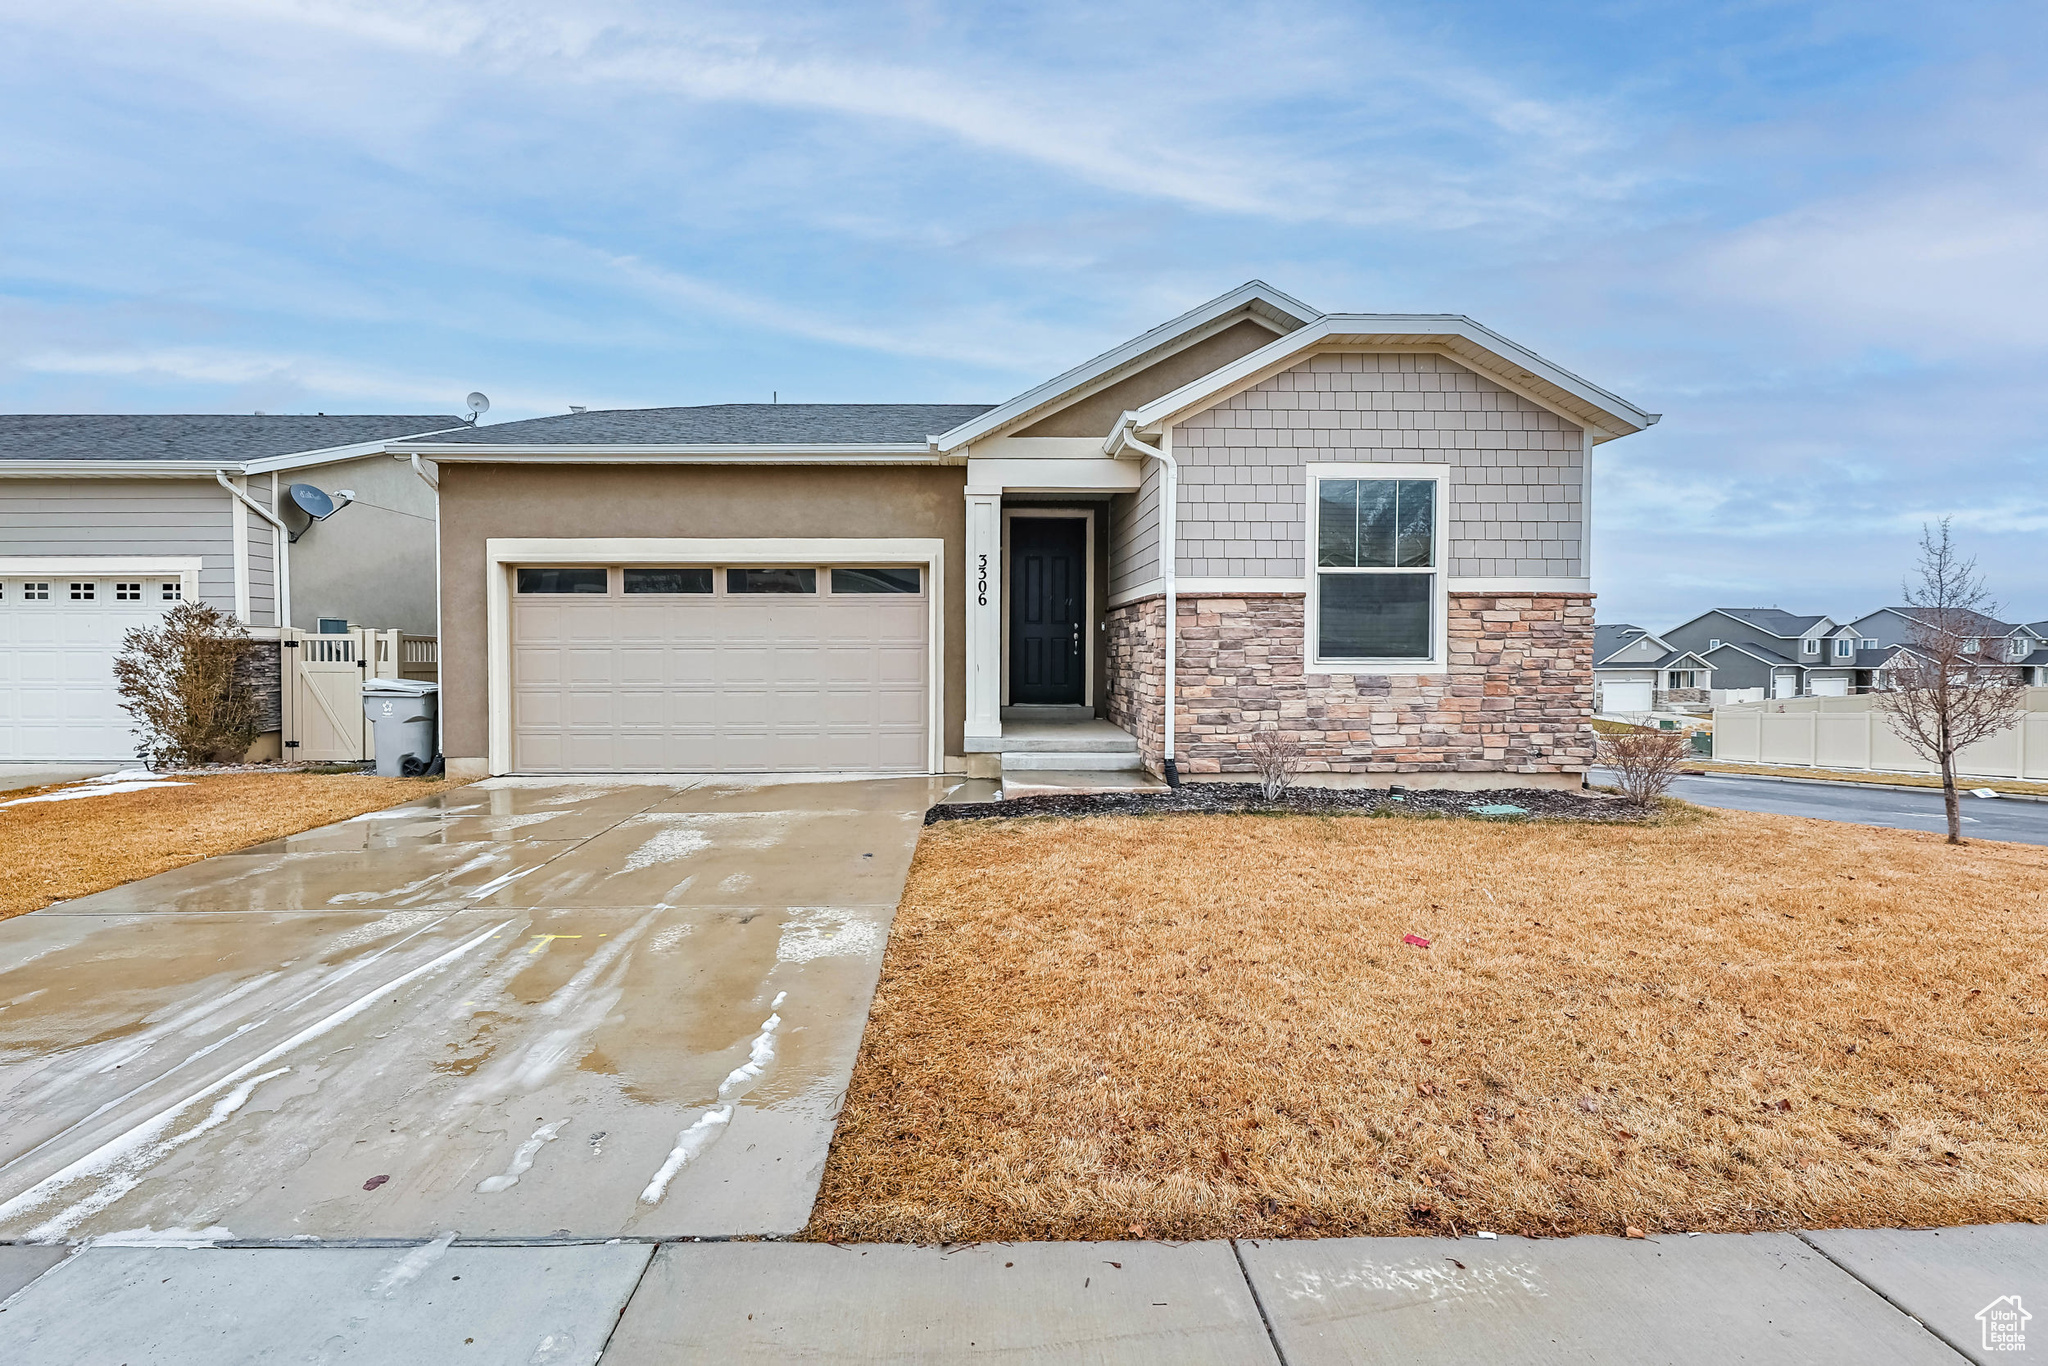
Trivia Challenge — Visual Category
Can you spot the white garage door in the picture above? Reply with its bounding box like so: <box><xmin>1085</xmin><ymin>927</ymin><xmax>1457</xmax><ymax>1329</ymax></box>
<box><xmin>1600</xmin><ymin>679</ymin><xmax>1653</xmax><ymax>714</ymax></box>
<box><xmin>510</xmin><ymin>564</ymin><xmax>929</xmax><ymax>773</ymax></box>
<box><xmin>0</xmin><ymin>576</ymin><xmax>180</xmax><ymax>761</ymax></box>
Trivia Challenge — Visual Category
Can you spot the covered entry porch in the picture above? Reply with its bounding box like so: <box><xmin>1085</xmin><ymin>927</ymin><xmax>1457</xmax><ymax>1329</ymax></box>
<box><xmin>962</xmin><ymin>473</ymin><xmax>1157</xmax><ymax>793</ymax></box>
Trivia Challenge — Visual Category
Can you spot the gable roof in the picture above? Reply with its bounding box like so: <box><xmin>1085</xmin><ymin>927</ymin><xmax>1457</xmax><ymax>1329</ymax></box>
<box><xmin>1884</xmin><ymin>605</ymin><xmax>2017</xmax><ymax>635</ymax></box>
<box><xmin>393</xmin><ymin>403</ymin><xmax>997</xmax><ymax>456</ymax></box>
<box><xmin>930</xmin><ymin>281</ymin><xmax>1317</xmax><ymax>451</ymax></box>
<box><xmin>1702</xmin><ymin>640</ymin><xmax>1800</xmax><ymax>667</ymax></box>
<box><xmin>1111</xmin><ymin>311</ymin><xmax>1659</xmax><ymax>444</ymax></box>
<box><xmin>1702</xmin><ymin>608</ymin><xmax>1831</xmax><ymax>638</ymax></box>
<box><xmin>1593</xmin><ymin>623</ymin><xmax>1678</xmax><ymax>666</ymax></box>
<box><xmin>0</xmin><ymin>414</ymin><xmax>466</xmax><ymax>471</ymax></box>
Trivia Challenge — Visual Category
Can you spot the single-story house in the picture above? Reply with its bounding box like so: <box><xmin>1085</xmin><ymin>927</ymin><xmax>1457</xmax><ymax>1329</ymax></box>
<box><xmin>389</xmin><ymin>282</ymin><xmax>1659</xmax><ymax>787</ymax></box>
<box><xmin>0</xmin><ymin>414</ymin><xmax>462</xmax><ymax>761</ymax></box>
<box><xmin>1591</xmin><ymin>623</ymin><xmax>1713</xmax><ymax>714</ymax></box>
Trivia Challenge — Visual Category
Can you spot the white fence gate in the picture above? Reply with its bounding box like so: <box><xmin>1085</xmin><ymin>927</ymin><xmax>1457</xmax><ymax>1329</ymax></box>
<box><xmin>1712</xmin><ymin>689</ymin><xmax>2048</xmax><ymax>782</ymax></box>
<box><xmin>280</xmin><ymin>628</ymin><xmax>437</xmax><ymax>762</ymax></box>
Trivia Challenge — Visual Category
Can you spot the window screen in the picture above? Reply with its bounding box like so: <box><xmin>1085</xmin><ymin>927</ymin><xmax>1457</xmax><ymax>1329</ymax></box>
<box><xmin>624</xmin><ymin>568</ymin><xmax>713</xmax><ymax>594</ymax></box>
<box><xmin>516</xmin><ymin>567</ymin><xmax>608</xmax><ymax>594</ymax></box>
<box><xmin>727</xmin><ymin>567</ymin><xmax>817</xmax><ymax>594</ymax></box>
<box><xmin>831</xmin><ymin>567</ymin><xmax>920</xmax><ymax>594</ymax></box>
<box><xmin>1314</xmin><ymin>476</ymin><xmax>1437</xmax><ymax>662</ymax></box>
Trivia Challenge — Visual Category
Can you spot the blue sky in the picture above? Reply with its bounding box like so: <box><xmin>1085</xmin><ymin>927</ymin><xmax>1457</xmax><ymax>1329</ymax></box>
<box><xmin>3</xmin><ymin>0</ymin><xmax>2043</xmax><ymax>626</ymax></box>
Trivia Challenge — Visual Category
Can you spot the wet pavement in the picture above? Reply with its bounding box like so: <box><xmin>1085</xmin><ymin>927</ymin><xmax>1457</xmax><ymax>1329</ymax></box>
<box><xmin>0</xmin><ymin>775</ymin><xmax>947</xmax><ymax>1242</ymax></box>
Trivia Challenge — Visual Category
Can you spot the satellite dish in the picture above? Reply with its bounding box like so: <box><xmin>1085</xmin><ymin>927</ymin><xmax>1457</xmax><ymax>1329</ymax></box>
<box><xmin>290</xmin><ymin>484</ymin><xmax>335</xmax><ymax>519</ymax></box>
<box><xmin>285</xmin><ymin>483</ymin><xmax>354</xmax><ymax>541</ymax></box>
<box><xmin>466</xmin><ymin>391</ymin><xmax>491</xmax><ymax>423</ymax></box>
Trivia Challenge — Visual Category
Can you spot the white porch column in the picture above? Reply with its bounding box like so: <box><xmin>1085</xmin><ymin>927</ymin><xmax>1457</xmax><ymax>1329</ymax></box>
<box><xmin>964</xmin><ymin>487</ymin><xmax>1003</xmax><ymax>749</ymax></box>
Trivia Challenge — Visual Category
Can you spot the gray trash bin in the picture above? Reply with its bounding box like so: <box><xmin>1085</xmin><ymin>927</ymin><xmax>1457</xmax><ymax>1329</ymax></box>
<box><xmin>361</xmin><ymin>679</ymin><xmax>439</xmax><ymax>776</ymax></box>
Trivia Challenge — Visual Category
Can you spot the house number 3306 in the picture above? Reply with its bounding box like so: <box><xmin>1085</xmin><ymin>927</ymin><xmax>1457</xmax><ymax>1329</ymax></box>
<box><xmin>976</xmin><ymin>554</ymin><xmax>988</xmax><ymax>607</ymax></box>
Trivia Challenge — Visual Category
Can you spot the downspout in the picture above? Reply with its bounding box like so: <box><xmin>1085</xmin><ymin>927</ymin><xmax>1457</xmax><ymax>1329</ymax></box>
<box><xmin>216</xmin><ymin>469</ymin><xmax>289</xmax><ymax>631</ymax></box>
<box><xmin>1108</xmin><ymin>419</ymin><xmax>1180</xmax><ymax>786</ymax></box>
<box><xmin>408</xmin><ymin>454</ymin><xmax>443</xmax><ymax>759</ymax></box>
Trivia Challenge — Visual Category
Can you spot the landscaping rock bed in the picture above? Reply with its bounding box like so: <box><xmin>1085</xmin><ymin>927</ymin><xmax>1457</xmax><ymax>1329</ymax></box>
<box><xmin>927</xmin><ymin>782</ymin><xmax>1650</xmax><ymax>825</ymax></box>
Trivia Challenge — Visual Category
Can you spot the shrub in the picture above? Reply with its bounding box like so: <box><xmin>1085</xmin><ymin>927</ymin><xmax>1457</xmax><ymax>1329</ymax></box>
<box><xmin>1247</xmin><ymin>728</ymin><xmax>1303</xmax><ymax>803</ymax></box>
<box><xmin>1599</xmin><ymin>727</ymin><xmax>1687</xmax><ymax>806</ymax></box>
<box><xmin>113</xmin><ymin>601</ymin><xmax>261</xmax><ymax>768</ymax></box>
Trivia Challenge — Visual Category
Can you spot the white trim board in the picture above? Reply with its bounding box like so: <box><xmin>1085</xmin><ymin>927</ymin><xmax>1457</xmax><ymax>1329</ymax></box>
<box><xmin>1303</xmin><ymin>464</ymin><xmax>1448</xmax><ymax>676</ymax></box>
<box><xmin>483</xmin><ymin>536</ymin><xmax>947</xmax><ymax>778</ymax></box>
<box><xmin>933</xmin><ymin>281</ymin><xmax>1320</xmax><ymax>452</ymax></box>
<box><xmin>392</xmin><ymin>444</ymin><xmax>939</xmax><ymax>463</ymax></box>
<box><xmin>1120</xmin><ymin>318</ymin><xmax>1658</xmax><ymax>443</ymax></box>
<box><xmin>0</xmin><ymin>555</ymin><xmax>202</xmax><ymax>602</ymax></box>
<box><xmin>1106</xmin><ymin>575</ymin><xmax>1587</xmax><ymax>609</ymax></box>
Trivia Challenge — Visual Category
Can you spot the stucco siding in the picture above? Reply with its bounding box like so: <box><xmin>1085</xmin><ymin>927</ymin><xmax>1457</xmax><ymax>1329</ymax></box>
<box><xmin>0</xmin><ymin>477</ymin><xmax>240</xmax><ymax>610</ymax></box>
<box><xmin>436</xmin><ymin>463</ymin><xmax>968</xmax><ymax>764</ymax></box>
<box><xmin>286</xmin><ymin>452</ymin><xmax>438</xmax><ymax>633</ymax></box>
<box><xmin>1174</xmin><ymin>352</ymin><xmax>1585</xmax><ymax>578</ymax></box>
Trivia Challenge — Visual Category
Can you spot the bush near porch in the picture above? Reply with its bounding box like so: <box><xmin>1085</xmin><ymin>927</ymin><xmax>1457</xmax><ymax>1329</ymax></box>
<box><xmin>806</xmin><ymin>807</ymin><xmax>2048</xmax><ymax>1242</ymax></box>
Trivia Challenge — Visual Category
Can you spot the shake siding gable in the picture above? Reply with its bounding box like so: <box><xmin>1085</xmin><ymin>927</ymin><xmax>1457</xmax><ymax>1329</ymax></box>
<box><xmin>1173</xmin><ymin>352</ymin><xmax>1584</xmax><ymax>579</ymax></box>
<box><xmin>1107</xmin><ymin>457</ymin><xmax>1161</xmax><ymax>600</ymax></box>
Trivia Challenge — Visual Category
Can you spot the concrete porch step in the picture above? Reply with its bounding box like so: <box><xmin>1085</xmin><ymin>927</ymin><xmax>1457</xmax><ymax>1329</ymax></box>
<box><xmin>997</xmin><ymin>719</ymin><xmax>1141</xmax><ymax>755</ymax></box>
<box><xmin>1001</xmin><ymin>750</ymin><xmax>1146</xmax><ymax>772</ymax></box>
<box><xmin>1001</xmin><ymin>769</ymin><xmax>1170</xmax><ymax>798</ymax></box>
<box><xmin>1000</xmin><ymin>704</ymin><xmax>1094</xmax><ymax>723</ymax></box>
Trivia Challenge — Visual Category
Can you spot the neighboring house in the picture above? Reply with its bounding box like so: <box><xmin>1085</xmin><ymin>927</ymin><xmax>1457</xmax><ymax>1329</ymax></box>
<box><xmin>2015</xmin><ymin>622</ymin><xmax>2048</xmax><ymax>686</ymax></box>
<box><xmin>386</xmin><ymin>281</ymin><xmax>1658</xmax><ymax>786</ymax></box>
<box><xmin>0</xmin><ymin>414</ymin><xmax>462</xmax><ymax>761</ymax></box>
<box><xmin>1661</xmin><ymin>607</ymin><xmax>1853</xmax><ymax>699</ymax></box>
<box><xmin>1591</xmin><ymin>623</ymin><xmax>1713</xmax><ymax>714</ymax></box>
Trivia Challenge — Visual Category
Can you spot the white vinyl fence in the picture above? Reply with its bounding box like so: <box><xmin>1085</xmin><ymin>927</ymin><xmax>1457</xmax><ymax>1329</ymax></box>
<box><xmin>1712</xmin><ymin>688</ymin><xmax>2048</xmax><ymax>782</ymax></box>
<box><xmin>280</xmin><ymin>627</ymin><xmax>436</xmax><ymax>762</ymax></box>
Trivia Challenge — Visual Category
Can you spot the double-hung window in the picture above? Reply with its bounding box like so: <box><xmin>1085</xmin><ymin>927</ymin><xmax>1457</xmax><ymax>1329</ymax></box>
<box><xmin>1309</xmin><ymin>466</ymin><xmax>1443</xmax><ymax>669</ymax></box>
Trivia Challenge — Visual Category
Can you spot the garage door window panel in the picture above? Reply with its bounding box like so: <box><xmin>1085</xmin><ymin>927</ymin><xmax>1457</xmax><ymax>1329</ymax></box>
<box><xmin>623</xmin><ymin>568</ymin><xmax>712</xmax><ymax>594</ymax></box>
<box><xmin>727</xmin><ymin>567</ymin><xmax>816</xmax><ymax>594</ymax></box>
<box><xmin>517</xmin><ymin>567</ymin><xmax>609</xmax><ymax>594</ymax></box>
<box><xmin>830</xmin><ymin>567</ymin><xmax>921</xmax><ymax>594</ymax></box>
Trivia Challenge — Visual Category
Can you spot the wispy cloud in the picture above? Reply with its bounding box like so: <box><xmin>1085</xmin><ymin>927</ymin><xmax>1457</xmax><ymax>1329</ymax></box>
<box><xmin>2</xmin><ymin>0</ymin><xmax>2045</xmax><ymax>618</ymax></box>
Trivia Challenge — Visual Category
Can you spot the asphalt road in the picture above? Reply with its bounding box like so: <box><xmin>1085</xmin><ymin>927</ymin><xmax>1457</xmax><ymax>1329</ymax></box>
<box><xmin>1614</xmin><ymin>769</ymin><xmax>2048</xmax><ymax>846</ymax></box>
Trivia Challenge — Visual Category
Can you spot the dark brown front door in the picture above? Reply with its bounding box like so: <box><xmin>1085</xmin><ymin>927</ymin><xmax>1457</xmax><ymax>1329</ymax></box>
<box><xmin>1010</xmin><ymin>518</ymin><xmax>1086</xmax><ymax>705</ymax></box>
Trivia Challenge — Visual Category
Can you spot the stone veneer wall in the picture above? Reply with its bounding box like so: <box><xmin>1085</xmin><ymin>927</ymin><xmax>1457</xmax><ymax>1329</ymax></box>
<box><xmin>1104</xmin><ymin>592</ymin><xmax>1594</xmax><ymax>784</ymax></box>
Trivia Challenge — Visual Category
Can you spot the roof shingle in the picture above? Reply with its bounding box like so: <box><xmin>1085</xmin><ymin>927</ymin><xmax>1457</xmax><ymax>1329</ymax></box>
<box><xmin>0</xmin><ymin>414</ymin><xmax>466</xmax><ymax>463</ymax></box>
<box><xmin>409</xmin><ymin>403</ymin><xmax>997</xmax><ymax>447</ymax></box>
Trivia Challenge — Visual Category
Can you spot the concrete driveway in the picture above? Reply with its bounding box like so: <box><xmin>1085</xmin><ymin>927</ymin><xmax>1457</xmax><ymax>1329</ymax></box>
<box><xmin>0</xmin><ymin>775</ymin><xmax>947</xmax><ymax>1242</ymax></box>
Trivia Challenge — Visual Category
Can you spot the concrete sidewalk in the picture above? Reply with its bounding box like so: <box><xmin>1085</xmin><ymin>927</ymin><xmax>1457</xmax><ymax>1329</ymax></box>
<box><xmin>2</xmin><ymin>1225</ymin><xmax>2040</xmax><ymax>1363</ymax></box>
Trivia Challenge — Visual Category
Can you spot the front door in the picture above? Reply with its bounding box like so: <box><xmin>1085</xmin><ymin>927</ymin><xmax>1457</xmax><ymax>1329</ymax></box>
<box><xmin>1010</xmin><ymin>518</ymin><xmax>1086</xmax><ymax>705</ymax></box>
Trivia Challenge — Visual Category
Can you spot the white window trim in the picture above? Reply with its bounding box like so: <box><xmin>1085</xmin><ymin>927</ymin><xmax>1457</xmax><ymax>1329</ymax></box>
<box><xmin>1803</xmin><ymin>638</ymin><xmax>1819</xmax><ymax>654</ymax></box>
<box><xmin>485</xmin><ymin>537</ymin><xmax>946</xmax><ymax>777</ymax></box>
<box><xmin>0</xmin><ymin>556</ymin><xmax>202</xmax><ymax>604</ymax></box>
<box><xmin>1302</xmin><ymin>462</ymin><xmax>1449</xmax><ymax>676</ymax></box>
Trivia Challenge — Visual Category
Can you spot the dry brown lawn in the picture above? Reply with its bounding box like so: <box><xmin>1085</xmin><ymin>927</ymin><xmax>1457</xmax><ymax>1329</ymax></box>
<box><xmin>0</xmin><ymin>771</ymin><xmax>466</xmax><ymax>920</ymax></box>
<box><xmin>807</xmin><ymin>806</ymin><xmax>2048</xmax><ymax>1242</ymax></box>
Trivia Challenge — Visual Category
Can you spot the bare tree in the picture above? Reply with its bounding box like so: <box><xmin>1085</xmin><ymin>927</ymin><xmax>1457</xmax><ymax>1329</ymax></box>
<box><xmin>1872</xmin><ymin>520</ymin><xmax>2026</xmax><ymax>844</ymax></box>
<box><xmin>1247</xmin><ymin>727</ymin><xmax>1303</xmax><ymax>803</ymax></box>
<box><xmin>1598</xmin><ymin>727</ymin><xmax>1687</xmax><ymax>805</ymax></box>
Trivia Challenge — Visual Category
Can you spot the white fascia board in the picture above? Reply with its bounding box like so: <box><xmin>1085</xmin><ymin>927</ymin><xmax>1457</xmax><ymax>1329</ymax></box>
<box><xmin>963</xmin><ymin>457</ymin><xmax>1141</xmax><ymax>495</ymax></box>
<box><xmin>241</xmin><ymin>426</ymin><xmax>470</xmax><ymax>474</ymax></box>
<box><xmin>1122</xmin><ymin>315</ymin><xmax>1659</xmax><ymax>440</ymax></box>
<box><xmin>386</xmin><ymin>443</ymin><xmax>940</xmax><ymax>463</ymax></box>
<box><xmin>930</xmin><ymin>280</ymin><xmax>1322</xmax><ymax>453</ymax></box>
<box><xmin>0</xmin><ymin>461</ymin><xmax>239</xmax><ymax>478</ymax></box>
